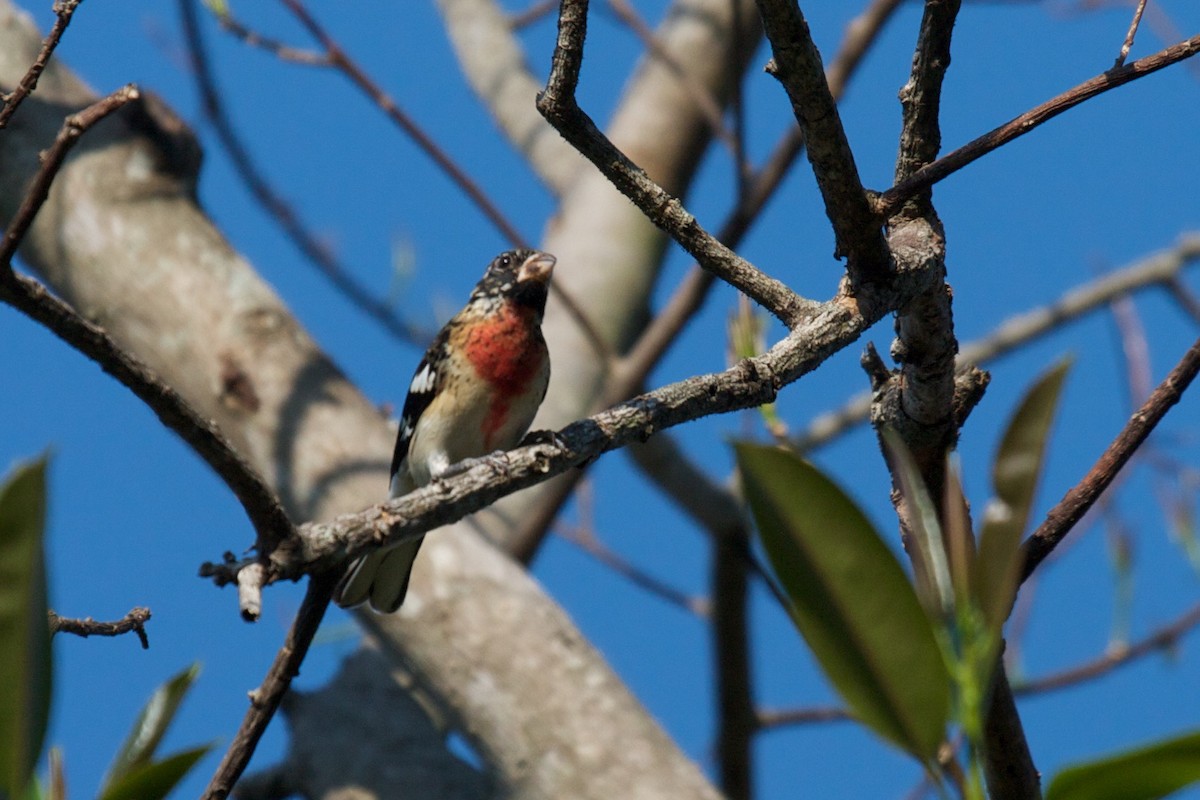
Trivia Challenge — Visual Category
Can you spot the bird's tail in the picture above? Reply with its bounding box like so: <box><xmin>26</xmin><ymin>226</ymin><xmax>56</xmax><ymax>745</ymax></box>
<box><xmin>334</xmin><ymin>535</ymin><xmax>424</xmax><ymax>613</ymax></box>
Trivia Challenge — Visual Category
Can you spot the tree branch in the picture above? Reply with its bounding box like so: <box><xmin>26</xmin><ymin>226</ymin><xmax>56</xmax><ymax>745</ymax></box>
<box><xmin>0</xmin><ymin>0</ymin><xmax>81</xmax><ymax>128</ymax></box>
<box><xmin>1015</xmin><ymin>601</ymin><xmax>1200</xmax><ymax>694</ymax></box>
<box><xmin>876</xmin><ymin>34</ymin><xmax>1200</xmax><ymax>217</ymax></box>
<box><xmin>754</xmin><ymin>0</ymin><xmax>891</xmax><ymax>284</ymax></box>
<box><xmin>435</xmin><ymin>0</ymin><xmax>585</xmax><ymax>195</ymax></box>
<box><xmin>47</xmin><ymin>606</ymin><xmax>151</xmax><ymax>649</ymax></box>
<box><xmin>178</xmin><ymin>0</ymin><xmax>431</xmax><ymax>347</ymax></box>
<box><xmin>0</xmin><ymin>85</ymin><xmax>296</xmax><ymax>575</ymax></box>
<box><xmin>795</xmin><ymin>234</ymin><xmax>1200</xmax><ymax>451</ymax></box>
<box><xmin>202</xmin><ymin>572</ymin><xmax>338</xmax><ymax>800</ymax></box>
<box><xmin>536</xmin><ymin>0</ymin><xmax>813</xmax><ymax>327</ymax></box>
<box><xmin>1021</xmin><ymin>334</ymin><xmax>1200</xmax><ymax>582</ymax></box>
<box><xmin>204</xmin><ymin>291</ymin><xmax>898</xmax><ymax>587</ymax></box>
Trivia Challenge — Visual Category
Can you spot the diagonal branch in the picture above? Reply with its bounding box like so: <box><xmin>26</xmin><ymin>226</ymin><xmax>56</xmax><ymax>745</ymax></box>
<box><xmin>0</xmin><ymin>0</ymin><xmax>82</xmax><ymax>128</ymax></box>
<box><xmin>795</xmin><ymin>233</ymin><xmax>1200</xmax><ymax>451</ymax></box>
<box><xmin>536</xmin><ymin>0</ymin><xmax>812</xmax><ymax>327</ymax></box>
<box><xmin>0</xmin><ymin>85</ymin><xmax>295</xmax><ymax>586</ymax></box>
<box><xmin>201</xmin><ymin>571</ymin><xmax>338</xmax><ymax>800</ymax></box>
<box><xmin>202</xmin><ymin>292</ymin><xmax>896</xmax><ymax>587</ymax></box>
<box><xmin>876</xmin><ymin>33</ymin><xmax>1200</xmax><ymax>217</ymax></box>
<box><xmin>754</xmin><ymin>0</ymin><xmax>891</xmax><ymax>284</ymax></box>
<box><xmin>178</xmin><ymin>0</ymin><xmax>431</xmax><ymax>346</ymax></box>
<box><xmin>435</xmin><ymin>0</ymin><xmax>584</xmax><ymax>195</ymax></box>
<box><xmin>1021</xmin><ymin>334</ymin><xmax>1200</xmax><ymax>582</ymax></box>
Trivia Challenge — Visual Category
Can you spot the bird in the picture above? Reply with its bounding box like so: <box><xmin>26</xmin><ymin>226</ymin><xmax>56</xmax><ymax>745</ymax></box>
<box><xmin>335</xmin><ymin>248</ymin><xmax>556</xmax><ymax>612</ymax></box>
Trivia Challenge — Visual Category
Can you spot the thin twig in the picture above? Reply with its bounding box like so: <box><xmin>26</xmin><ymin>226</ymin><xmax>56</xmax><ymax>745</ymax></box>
<box><xmin>209</xmin><ymin>5</ymin><xmax>329</xmax><ymax>65</ymax></box>
<box><xmin>1</xmin><ymin>86</ymin><xmax>138</xmax><ymax>266</ymax></box>
<box><xmin>201</xmin><ymin>572</ymin><xmax>338</xmax><ymax>800</ymax></box>
<box><xmin>280</xmin><ymin>0</ymin><xmax>523</xmax><ymax>245</ymax></box>
<box><xmin>762</xmin><ymin>601</ymin><xmax>1200</xmax><ymax>731</ymax></box>
<box><xmin>0</xmin><ymin>0</ymin><xmax>84</xmax><ymax>129</ymax></box>
<box><xmin>556</xmin><ymin>522</ymin><xmax>709</xmax><ymax>617</ymax></box>
<box><xmin>1167</xmin><ymin>277</ymin><xmax>1200</xmax><ymax>323</ymax></box>
<box><xmin>605</xmin><ymin>0</ymin><xmax>740</xmax><ymax>159</ymax></box>
<box><xmin>793</xmin><ymin>235</ymin><xmax>1200</xmax><ymax>452</ymax></box>
<box><xmin>1016</xmin><ymin>601</ymin><xmax>1200</xmax><ymax>694</ymax></box>
<box><xmin>1115</xmin><ymin>0</ymin><xmax>1150</xmax><ymax>68</ymax></box>
<box><xmin>755</xmin><ymin>705</ymin><xmax>851</xmax><ymax>730</ymax></box>
<box><xmin>876</xmin><ymin>34</ymin><xmax>1200</xmax><ymax>217</ymax></box>
<box><xmin>1022</xmin><ymin>335</ymin><xmax>1200</xmax><ymax>582</ymax></box>
<box><xmin>509</xmin><ymin>0</ymin><xmax>558</xmax><ymax>29</ymax></box>
<box><xmin>0</xmin><ymin>85</ymin><xmax>296</xmax><ymax>565</ymax></box>
<box><xmin>178</xmin><ymin>0</ymin><xmax>431</xmax><ymax>346</ymax></box>
<box><xmin>48</xmin><ymin>607</ymin><xmax>152</xmax><ymax>649</ymax></box>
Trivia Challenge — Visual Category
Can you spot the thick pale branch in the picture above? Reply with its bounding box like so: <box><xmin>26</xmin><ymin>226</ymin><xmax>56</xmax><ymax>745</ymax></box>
<box><xmin>436</xmin><ymin>0</ymin><xmax>586</xmax><ymax>195</ymax></box>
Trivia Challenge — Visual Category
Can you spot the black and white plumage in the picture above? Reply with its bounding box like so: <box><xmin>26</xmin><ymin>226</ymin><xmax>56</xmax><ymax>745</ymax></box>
<box><xmin>335</xmin><ymin>249</ymin><xmax>556</xmax><ymax>612</ymax></box>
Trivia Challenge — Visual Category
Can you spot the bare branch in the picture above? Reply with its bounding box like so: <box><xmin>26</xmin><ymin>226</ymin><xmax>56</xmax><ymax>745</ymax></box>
<box><xmin>203</xmin><ymin>293</ymin><xmax>895</xmax><ymax>587</ymax></box>
<box><xmin>1022</xmin><ymin>335</ymin><xmax>1200</xmax><ymax>582</ymax></box>
<box><xmin>178</xmin><ymin>0</ymin><xmax>431</xmax><ymax>346</ymax></box>
<box><xmin>48</xmin><ymin>607</ymin><xmax>152</xmax><ymax>649</ymax></box>
<box><xmin>536</xmin><ymin>0</ymin><xmax>813</xmax><ymax>327</ymax></box>
<box><xmin>755</xmin><ymin>0</ymin><xmax>890</xmax><ymax>284</ymax></box>
<box><xmin>202</xmin><ymin>572</ymin><xmax>337</xmax><ymax>800</ymax></box>
<box><xmin>794</xmin><ymin>235</ymin><xmax>1200</xmax><ymax>451</ymax></box>
<box><xmin>876</xmin><ymin>34</ymin><xmax>1200</xmax><ymax>216</ymax></box>
<box><xmin>436</xmin><ymin>0</ymin><xmax>585</xmax><ymax>195</ymax></box>
<box><xmin>279</xmin><ymin>0</ymin><xmax>527</xmax><ymax>248</ymax></box>
<box><xmin>1017</xmin><ymin>601</ymin><xmax>1200</xmax><ymax>694</ymax></box>
<box><xmin>1115</xmin><ymin>0</ymin><xmax>1149</xmax><ymax>68</ymax></box>
<box><xmin>0</xmin><ymin>0</ymin><xmax>82</xmax><ymax>129</ymax></box>
<box><xmin>0</xmin><ymin>85</ymin><xmax>295</xmax><ymax>564</ymax></box>
<box><xmin>606</xmin><ymin>0</ymin><xmax>741</xmax><ymax>161</ymax></box>
<box><xmin>756</xmin><ymin>705</ymin><xmax>851</xmax><ymax>729</ymax></box>
<box><xmin>1</xmin><ymin>84</ymin><xmax>137</xmax><ymax>265</ymax></box>
<box><xmin>209</xmin><ymin>5</ymin><xmax>329</xmax><ymax>65</ymax></box>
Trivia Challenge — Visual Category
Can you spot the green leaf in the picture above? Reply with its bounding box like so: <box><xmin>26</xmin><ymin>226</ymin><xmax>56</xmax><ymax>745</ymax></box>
<box><xmin>0</xmin><ymin>458</ymin><xmax>53</xmax><ymax>800</ymax></box>
<box><xmin>97</xmin><ymin>745</ymin><xmax>214</xmax><ymax>800</ymax></box>
<box><xmin>977</xmin><ymin>357</ymin><xmax>1071</xmax><ymax>632</ymax></box>
<box><xmin>1046</xmin><ymin>730</ymin><xmax>1200</xmax><ymax>800</ymax></box>
<box><xmin>102</xmin><ymin>664</ymin><xmax>201</xmax><ymax>792</ymax></box>
<box><xmin>880</xmin><ymin>429</ymin><xmax>954</xmax><ymax>616</ymax></box>
<box><xmin>941</xmin><ymin>457</ymin><xmax>976</xmax><ymax>608</ymax></box>
<box><xmin>736</xmin><ymin>443</ymin><xmax>951</xmax><ymax>761</ymax></box>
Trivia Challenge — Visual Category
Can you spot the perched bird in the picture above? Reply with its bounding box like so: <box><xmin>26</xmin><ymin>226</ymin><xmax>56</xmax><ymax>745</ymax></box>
<box><xmin>335</xmin><ymin>248</ymin><xmax>556</xmax><ymax>612</ymax></box>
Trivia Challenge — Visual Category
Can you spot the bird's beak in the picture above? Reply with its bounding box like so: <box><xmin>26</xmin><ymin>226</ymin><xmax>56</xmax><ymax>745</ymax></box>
<box><xmin>517</xmin><ymin>251</ymin><xmax>556</xmax><ymax>284</ymax></box>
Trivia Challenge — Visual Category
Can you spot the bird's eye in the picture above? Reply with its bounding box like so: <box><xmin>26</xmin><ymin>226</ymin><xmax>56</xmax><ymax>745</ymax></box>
<box><xmin>499</xmin><ymin>255</ymin><xmax>512</xmax><ymax>268</ymax></box>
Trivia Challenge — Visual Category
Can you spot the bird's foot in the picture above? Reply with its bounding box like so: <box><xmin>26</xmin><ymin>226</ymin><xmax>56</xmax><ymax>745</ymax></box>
<box><xmin>519</xmin><ymin>428</ymin><xmax>566</xmax><ymax>449</ymax></box>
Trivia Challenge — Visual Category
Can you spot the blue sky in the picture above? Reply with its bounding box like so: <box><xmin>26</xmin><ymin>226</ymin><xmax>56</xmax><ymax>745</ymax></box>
<box><xmin>2</xmin><ymin>1</ymin><xmax>1200</xmax><ymax>798</ymax></box>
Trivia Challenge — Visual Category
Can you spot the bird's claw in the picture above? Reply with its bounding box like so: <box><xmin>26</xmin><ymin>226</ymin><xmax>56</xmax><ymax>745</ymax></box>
<box><xmin>519</xmin><ymin>428</ymin><xmax>566</xmax><ymax>449</ymax></box>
